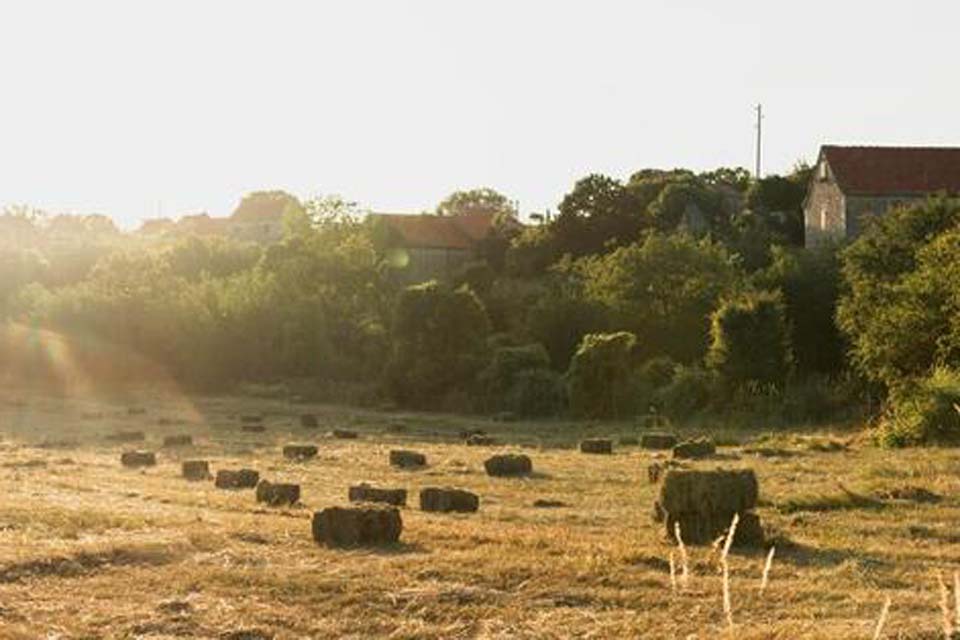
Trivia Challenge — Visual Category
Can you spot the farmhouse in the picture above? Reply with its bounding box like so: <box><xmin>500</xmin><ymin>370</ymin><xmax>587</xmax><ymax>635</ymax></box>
<box><xmin>804</xmin><ymin>145</ymin><xmax>960</xmax><ymax>247</ymax></box>
<box><xmin>368</xmin><ymin>212</ymin><xmax>502</xmax><ymax>283</ymax></box>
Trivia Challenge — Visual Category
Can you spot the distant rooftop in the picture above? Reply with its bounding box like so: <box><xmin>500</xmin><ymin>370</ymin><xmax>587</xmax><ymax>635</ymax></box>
<box><xmin>822</xmin><ymin>145</ymin><xmax>960</xmax><ymax>196</ymax></box>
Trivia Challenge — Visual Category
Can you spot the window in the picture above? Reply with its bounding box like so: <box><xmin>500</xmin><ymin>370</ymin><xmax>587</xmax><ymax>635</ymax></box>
<box><xmin>820</xmin><ymin>207</ymin><xmax>828</xmax><ymax>231</ymax></box>
<box><xmin>819</xmin><ymin>162</ymin><xmax>828</xmax><ymax>181</ymax></box>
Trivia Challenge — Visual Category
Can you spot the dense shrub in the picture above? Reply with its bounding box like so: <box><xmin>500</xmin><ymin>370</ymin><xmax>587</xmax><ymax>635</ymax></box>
<box><xmin>525</xmin><ymin>288</ymin><xmax>608</xmax><ymax>370</ymax></box>
<box><xmin>567</xmin><ymin>331</ymin><xmax>637</xmax><ymax>418</ymax></box>
<box><xmin>477</xmin><ymin>343</ymin><xmax>564</xmax><ymax>416</ymax></box>
<box><xmin>707</xmin><ymin>290</ymin><xmax>792</xmax><ymax>389</ymax></box>
<box><xmin>654</xmin><ymin>365</ymin><xmax>715</xmax><ymax>420</ymax></box>
<box><xmin>638</xmin><ymin>356</ymin><xmax>678</xmax><ymax>390</ymax></box>
<box><xmin>875</xmin><ymin>368</ymin><xmax>960</xmax><ymax>447</ymax></box>
<box><xmin>504</xmin><ymin>368</ymin><xmax>566</xmax><ymax>417</ymax></box>
<box><xmin>385</xmin><ymin>282</ymin><xmax>491</xmax><ymax>408</ymax></box>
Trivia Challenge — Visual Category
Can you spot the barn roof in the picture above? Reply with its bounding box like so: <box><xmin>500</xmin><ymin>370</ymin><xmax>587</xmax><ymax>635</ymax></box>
<box><xmin>369</xmin><ymin>212</ymin><xmax>497</xmax><ymax>250</ymax></box>
<box><xmin>822</xmin><ymin>145</ymin><xmax>960</xmax><ymax>196</ymax></box>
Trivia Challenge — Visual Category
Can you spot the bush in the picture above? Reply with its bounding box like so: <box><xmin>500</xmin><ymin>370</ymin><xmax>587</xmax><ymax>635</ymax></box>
<box><xmin>639</xmin><ymin>356</ymin><xmax>677</xmax><ymax>389</ymax></box>
<box><xmin>505</xmin><ymin>368</ymin><xmax>566</xmax><ymax>417</ymax></box>
<box><xmin>525</xmin><ymin>289</ymin><xmax>608</xmax><ymax>371</ymax></box>
<box><xmin>707</xmin><ymin>290</ymin><xmax>792</xmax><ymax>389</ymax></box>
<box><xmin>655</xmin><ymin>365</ymin><xmax>715</xmax><ymax>420</ymax></box>
<box><xmin>567</xmin><ymin>331</ymin><xmax>637</xmax><ymax>419</ymax></box>
<box><xmin>385</xmin><ymin>282</ymin><xmax>491</xmax><ymax>408</ymax></box>
<box><xmin>876</xmin><ymin>368</ymin><xmax>960</xmax><ymax>447</ymax></box>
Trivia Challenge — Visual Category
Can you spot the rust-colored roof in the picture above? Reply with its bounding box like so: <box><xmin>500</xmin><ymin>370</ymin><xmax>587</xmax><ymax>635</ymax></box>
<box><xmin>369</xmin><ymin>212</ymin><xmax>496</xmax><ymax>249</ymax></box>
<box><xmin>823</xmin><ymin>145</ymin><xmax>960</xmax><ymax>195</ymax></box>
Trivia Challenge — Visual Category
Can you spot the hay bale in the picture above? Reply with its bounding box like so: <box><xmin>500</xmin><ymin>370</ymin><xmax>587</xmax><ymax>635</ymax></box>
<box><xmin>240</xmin><ymin>415</ymin><xmax>263</xmax><ymax>424</ymax></box>
<box><xmin>419</xmin><ymin>487</ymin><xmax>479</xmax><ymax>513</ymax></box>
<box><xmin>657</xmin><ymin>468</ymin><xmax>762</xmax><ymax>546</ymax></box>
<box><xmin>672</xmin><ymin>437</ymin><xmax>716</xmax><ymax>459</ymax></box>
<box><xmin>484</xmin><ymin>454</ymin><xmax>533</xmax><ymax>477</ymax></box>
<box><xmin>106</xmin><ymin>430</ymin><xmax>145</xmax><ymax>443</ymax></box>
<box><xmin>641</xmin><ymin>433</ymin><xmax>678</xmax><ymax>450</ymax></box>
<box><xmin>390</xmin><ymin>450</ymin><xmax>426</xmax><ymax>468</ymax></box>
<box><xmin>332</xmin><ymin>429</ymin><xmax>358</xmax><ymax>439</ymax></box>
<box><xmin>311</xmin><ymin>506</ymin><xmax>402</xmax><ymax>547</ymax></box>
<box><xmin>533</xmin><ymin>499</ymin><xmax>567</xmax><ymax>508</ymax></box>
<box><xmin>580</xmin><ymin>438</ymin><xmax>613</xmax><ymax>455</ymax></box>
<box><xmin>300</xmin><ymin>414</ymin><xmax>319</xmax><ymax>428</ymax></box>
<box><xmin>282</xmin><ymin>444</ymin><xmax>318</xmax><ymax>460</ymax></box>
<box><xmin>256</xmin><ymin>480</ymin><xmax>300</xmax><ymax>506</ymax></box>
<box><xmin>348</xmin><ymin>483</ymin><xmax>407</xmax><ymax>507</ymax></box>
<box><xmin>163</xmin><ymin>434</ymin><xmax>193</xmax><ymax>448</ymax></box>
<box><xmin>182</xmin><ymin>460</ymin><xmax>211</xmax><ymax>480</ymax></box>
<box><xmin>121</xmin><ymin>451</ymin><xmax>156</xmax><ymax>468</ymax></box>
<box><xmin>460</xmin><ymin>428</ymin><xmax>486</xmax><ymax>439</ymax></box>
<box><xmin>241</xmin><ymin>424</ymin><xmax>266</xmax><ymax>433</ymax></box>
<box><xmin>215</xmin><ymin>468</ymin><xmax>260</xmax><ymax>489</ymax></box>
<box><xmin>465</xmin><ymin>434</ymin><xmax>497</xmax><ymax>446</ymax></box>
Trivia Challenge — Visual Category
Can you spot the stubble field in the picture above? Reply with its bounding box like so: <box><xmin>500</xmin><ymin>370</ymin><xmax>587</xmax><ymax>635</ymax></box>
<box><xmin>0</xmin><ymin>390</ymin><xmax>956</xmax><ymax>639</ymax></box>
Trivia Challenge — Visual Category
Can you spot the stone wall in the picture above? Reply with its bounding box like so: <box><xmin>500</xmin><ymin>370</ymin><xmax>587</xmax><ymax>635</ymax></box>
<box><xmin>844</xmin><ymin>195</ymin><xmax>924</xmax><ymax>238</ymax></box>
<box><xmin>803</xmin><ymin>161</ymin><xmax>845</xmax><ymax>247</ymax></box>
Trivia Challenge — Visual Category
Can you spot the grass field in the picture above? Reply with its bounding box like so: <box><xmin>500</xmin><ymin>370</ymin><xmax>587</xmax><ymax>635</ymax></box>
<box><xmin>0</xmin><ymin>389</ymin><xmax>957</xmax><ymax>639</ymax></box>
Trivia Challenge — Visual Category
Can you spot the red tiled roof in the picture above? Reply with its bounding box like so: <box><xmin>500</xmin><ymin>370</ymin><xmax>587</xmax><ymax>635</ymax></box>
<box><xmin>823</xmin><ymin>145</ymin><xmax>960</xmax><ymax>195</ymax></box>
<box><xmin>369</xmin><ymin>212</ymin><xmax>496</xmax><ymax>250</ymax></box>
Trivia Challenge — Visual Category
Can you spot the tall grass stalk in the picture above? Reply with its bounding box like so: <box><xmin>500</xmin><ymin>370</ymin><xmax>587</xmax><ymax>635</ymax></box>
<box><xmin>873</xmin><ymin>597</ymin><xmax>891</xmax><ymax>640</ymax></box>
<box><xmin>939</xmin><ymin>572</ymin><xmax>955</xmax><ymax>639</ymax></box>
<box><xmin>673</xmin><ymin>521</ymin><xmax>689</xmax><ymax>589</ymax></box>
<box><xmin>721</xmin><ymin>513</ymin><xmax>739</xmax><ymax>635</ymax></box>
<box><xmin>759</xmin><ymin>546</ymin><xmax>776</xmax><ymax>593</ymax></box>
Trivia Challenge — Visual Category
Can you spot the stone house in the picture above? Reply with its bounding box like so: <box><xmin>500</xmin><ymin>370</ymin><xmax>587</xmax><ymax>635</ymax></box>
<box><xmin>367</xmin><ymin>212</ymin><xmax>506</xmax><ymax>284</ymax></box>
<box><xmin>804</xmin><ymin>145</ymin><xmax>960</xmax><ymax>247</ymax></box>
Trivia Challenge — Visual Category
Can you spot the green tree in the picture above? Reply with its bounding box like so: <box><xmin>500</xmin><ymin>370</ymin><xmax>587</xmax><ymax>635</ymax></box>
<box><xmin>838</xmin><ymin>196</ymin><xmax>960</xmax><ymax>387</ymax></box>
<box><xmin>436</xmin><ymin>188</ymin><xmax>515</xmax><ymax>218</ymax></box>
<box><xmin>577</xmin><ymin>233</ymin><xmax>741</xmax><ymax>363</ymax></box>
<box><xmin>385</xmin><ymin>282</ymin><xmax>491</xmax><ymax>407</ymax></box>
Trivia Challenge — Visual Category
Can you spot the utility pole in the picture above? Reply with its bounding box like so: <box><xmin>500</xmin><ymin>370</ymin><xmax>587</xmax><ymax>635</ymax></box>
<box><xmin>754</xmin><ymin>103</ymin><xmax>763</xmax><ymax>179</ymax></box>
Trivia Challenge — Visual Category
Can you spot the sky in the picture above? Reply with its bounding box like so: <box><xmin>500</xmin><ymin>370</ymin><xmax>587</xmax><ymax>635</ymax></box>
<box><xmin>1</xmin><ymin>1</ymin><xmax>958</xmax><ymax>229</ymax></box>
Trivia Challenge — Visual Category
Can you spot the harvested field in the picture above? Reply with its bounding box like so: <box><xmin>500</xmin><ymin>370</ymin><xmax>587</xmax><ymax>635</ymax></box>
<box><xmin>0</xmin><ymin>391</ymin><xmax>958</xmax><ymax>637</ymax></box>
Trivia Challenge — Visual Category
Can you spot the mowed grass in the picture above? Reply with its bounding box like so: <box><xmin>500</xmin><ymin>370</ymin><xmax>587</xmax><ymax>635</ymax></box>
<box><xmin>0</xmin><ymin>392</ymin><xmax>958</xmax><ymax>638</ymax></box>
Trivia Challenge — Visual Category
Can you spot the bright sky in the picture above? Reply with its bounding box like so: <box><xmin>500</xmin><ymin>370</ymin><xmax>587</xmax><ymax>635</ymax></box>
<box><xmin>1</xmin><ymin>1</ymin><xmax>957</xmax><ymax>228</ymax></box>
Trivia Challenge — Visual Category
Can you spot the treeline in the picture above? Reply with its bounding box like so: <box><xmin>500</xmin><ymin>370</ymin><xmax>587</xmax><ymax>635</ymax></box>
<box><xmin>3</xmin><ymin>169</ymin><xmax>957</xmax><ymax>441</ymax></box>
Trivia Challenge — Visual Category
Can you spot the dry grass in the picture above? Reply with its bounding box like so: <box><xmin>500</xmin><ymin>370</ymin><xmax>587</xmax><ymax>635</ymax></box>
<box><xmin>0</xmin><ymin>389</ymin><xmax>958</xmax><ymax>638</ymax></box>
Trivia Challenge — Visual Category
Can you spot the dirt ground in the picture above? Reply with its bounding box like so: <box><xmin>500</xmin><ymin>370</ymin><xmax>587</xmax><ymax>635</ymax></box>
<box><xmin>0</xmin><ymin>389</ymin><xmax>956</xmax><ymax>639</ymax></box>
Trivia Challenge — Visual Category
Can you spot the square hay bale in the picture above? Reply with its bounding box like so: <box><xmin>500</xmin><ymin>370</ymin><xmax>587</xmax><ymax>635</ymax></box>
<box><xmin>390</xmin><ymin>450</ymin><xmax>426</xmax><ymax>469</ymax></box>
<box><xmin>311</xmin><ymin>506</ymin><xmax>402</xmax><ymax>547</ymax></box>
<box><xmin>106</xmin><ymin>430</ymin><xmax>146</xmax><ymax>443</ymax></box>
<box><xmin>121</xmin><ymin>451</ymin><xmax>156</xmax><ymax>468</ymax></box>
<box><xmin>331</xmin><ymin>429</ymin><xmax>358</xmax><ymax>439</ymax></box>
<box><xmin>419</xmin><ymin>487</ymin><xmax>479</xmax><ymax>513</ymax></box>
<box><xmin>657</xmin><ymin>468</ymin><xmax>762</xmax><ymax>546</ymax></box>
<box><xmin>641</xmin><ymin>433</ymin><xmax>678</xmax><ymax>450</ymax></box>
<box><xmin>163</xmin><ymin>434</ymin><xmax>193</xmax><ymax>448</ymax></box>
<box><xmin>300</xmin><ymin>414</ymin><xmax>319</xmax><ymax>428</ymax></box>
<box><xmin>672</xmin><ymin>437</ymin><xmax>716</xmax><ymax>459</ymax></box>
<box><xmin>242</xmin><ymin>424</ymin><xmax>266</xmax><ymax>433</ymax></box>
<box><xmin>240</xmin><ymin>415</ymin><xmax>263</xmax><ymax>425</ymax></box>
<box><xmin>484</xmin><ymin>454</ymin><xmax>533</xmax><ymax>477</ymax></box>
<box><xmin>348</xmin><ymin>483</ymin><xmax>407</xmax><ymax>507</ymax></box>
<box><xmin>465</xmin><ymin>434</ymin><xmax>497</xmax><ymax>446</ymax></box>
<box><xmin>282</xmin><ymin>444</ymin><xmax>318</xmax><ymax>460</ymax></box>
<box><xmin>182</xmin><ymin>460</ymin><xmax>211</xmax><ymax>481</ymax></box>
<box><xmin>580</xmin><ymin>438</ymin><xmax>613</xmax><ymax>455</ymax></box>
<box><xmin>215</xmin><ymin>469</ymin><xmax>260</xmax><ymax>489</ymax></box>
<box><xmin>256</xmin><ymin>480</ymin><xmax>300</xmax><ymax>506</ymax></box>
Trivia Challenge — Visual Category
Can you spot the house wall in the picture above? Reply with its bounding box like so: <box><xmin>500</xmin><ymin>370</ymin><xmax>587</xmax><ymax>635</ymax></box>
<box><xmin>804</xmin><ymin>160</ymin><xmax>846</xmax><ymax>247</ymax></box>
<box><xmin>401</xmin><ymin>247</ymin><xmax>471</xmax><ymax>284</ymax></box>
